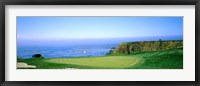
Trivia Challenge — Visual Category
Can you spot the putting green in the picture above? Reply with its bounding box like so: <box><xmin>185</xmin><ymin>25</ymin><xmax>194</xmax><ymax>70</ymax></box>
<box><xmin>45</xmin><ymin>56</ymin><xmax>143</xmax><ymax>69</ymax></box>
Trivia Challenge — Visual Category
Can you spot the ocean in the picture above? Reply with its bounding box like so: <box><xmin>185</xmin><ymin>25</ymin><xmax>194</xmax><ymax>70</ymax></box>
<box><xmin>17</xmin><ymin>36</ymin><xmax>183</xmax><ymax>58</ymax></box>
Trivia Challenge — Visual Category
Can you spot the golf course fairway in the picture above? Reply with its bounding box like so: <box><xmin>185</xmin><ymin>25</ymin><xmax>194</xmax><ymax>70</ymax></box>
<box><xmin>45</xmin><ymin>56</ymin><xmax>143</xmax><ymax>69</ymax></box>
<box><xmin>17</xmin><ymin>48</ymin><xmax>183</xmax><ymax>69</ymax></box>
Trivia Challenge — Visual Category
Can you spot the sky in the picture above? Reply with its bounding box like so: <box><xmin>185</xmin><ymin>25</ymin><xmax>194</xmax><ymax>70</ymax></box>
<box><xmin>17</xmin><ymin>16</ymin><xmax>183</xmax><ymax>46</ymax></box>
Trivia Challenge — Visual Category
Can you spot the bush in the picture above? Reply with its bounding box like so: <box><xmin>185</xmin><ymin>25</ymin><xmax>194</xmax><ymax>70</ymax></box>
<box><xmin>32</xmin><ymin>54</ymin><xmax>44</xmax><ymax>59</ymax></box>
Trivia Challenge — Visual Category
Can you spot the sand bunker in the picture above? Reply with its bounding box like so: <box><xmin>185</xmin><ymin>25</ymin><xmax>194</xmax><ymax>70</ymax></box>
<box><xmin>17</xmin><ymin>62</ymin><xmax>36</xmax><ymax>69</ymax></box>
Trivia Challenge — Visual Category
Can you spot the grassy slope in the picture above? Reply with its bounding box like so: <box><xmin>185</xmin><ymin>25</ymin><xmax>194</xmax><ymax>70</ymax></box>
<box><xmin>17</xmin><ymin>48</ymin><xmax>183</xmax><ymax>69</ymax></box>
<box><xmin>132</xmin><ymin>48</ymin><xmax>183</xmax><ymax>69</ymax></box>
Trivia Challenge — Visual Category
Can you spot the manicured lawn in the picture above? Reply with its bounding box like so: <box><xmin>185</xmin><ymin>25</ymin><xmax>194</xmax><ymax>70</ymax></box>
<box><xmin>132</xmin><ymin>48</ymin><xmax>183</xmax><ymax>69</ymax></box>
<box><xmin>17</xmin><ymin>48</ymin><xmax>183</xmax><ymax>69</ymax></box>
<box><xmin>45</xmin><ymin>56</ymin><xmax>143</xmax><ymax>69</ymax></box>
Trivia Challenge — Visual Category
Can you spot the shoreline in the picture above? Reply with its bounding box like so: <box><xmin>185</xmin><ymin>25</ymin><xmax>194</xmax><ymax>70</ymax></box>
<box><xmin>17</xmin><ymin>40</ymin><xmax>183</xmax><ymax>58</ymax></box>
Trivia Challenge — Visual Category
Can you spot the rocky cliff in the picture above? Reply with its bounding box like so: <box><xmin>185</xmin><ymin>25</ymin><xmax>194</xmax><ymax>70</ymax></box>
<box><xmin>110</xmin><ymin>40</ymin><xmax>183</xmax><ymax>54</ymax></box>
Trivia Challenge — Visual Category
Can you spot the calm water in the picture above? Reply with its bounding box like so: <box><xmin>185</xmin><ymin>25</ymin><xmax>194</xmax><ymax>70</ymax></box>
<box><xmin>17</xmin><ymin>36</ymin><xmax>183</xmax><ymax>58</ymax></box>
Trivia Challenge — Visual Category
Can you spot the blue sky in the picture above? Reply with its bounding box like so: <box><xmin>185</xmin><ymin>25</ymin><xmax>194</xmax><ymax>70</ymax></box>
<box><xmin>17</xmin><ymin>16</ymin><xmax>183</xmax><ymax>41</ymax></box>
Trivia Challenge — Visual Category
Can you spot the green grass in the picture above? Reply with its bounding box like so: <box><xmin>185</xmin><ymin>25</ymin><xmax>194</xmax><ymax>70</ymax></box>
<box><xmin>17</xmin><ymin>48</ymin><xmax>183</xmax><ymax>69</ymax></box>
<box><xmin>132</xmin><ymin>48</ymin><xmax>183</xmax><ymax>69</ymax></box>
<box><xmin>45</xmin><ymin>56</ymin><xmax>143</xmax><ymax>69</ymax></box>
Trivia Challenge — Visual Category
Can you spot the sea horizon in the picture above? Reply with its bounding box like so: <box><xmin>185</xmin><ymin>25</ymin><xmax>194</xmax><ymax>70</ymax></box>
<box><xmin>17</xmin><ymin>36</ymin><xmax>183</xmax><ymax>58</ymax></box>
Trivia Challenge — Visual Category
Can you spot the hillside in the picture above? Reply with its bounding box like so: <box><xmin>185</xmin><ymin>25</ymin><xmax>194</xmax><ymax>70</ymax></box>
<box><xmin>109</xmin><ymin>40</ymin><xmax>183</xmax><ymax>55</ymax></box>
